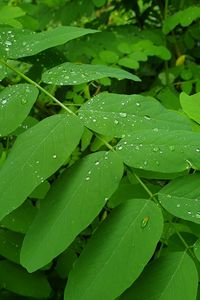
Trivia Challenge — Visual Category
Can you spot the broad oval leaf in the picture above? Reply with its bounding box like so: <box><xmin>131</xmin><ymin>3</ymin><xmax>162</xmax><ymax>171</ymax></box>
<box><xmin>42</xmin><ymin>62</ymin><xmax>140</xmax><ymax>86</ymax></box>
<box><xmin>0</xmin><ymin>84</ymin><xmax>38</xmax><ymax>136</ymax></box>
<box><xmin>0</xmin><ymin>260</ymin><xmax>51</xmax><ymax>298</ymax></box>
<box><xmin>78</xmin><ymin>93</ymin><xmax>191</xmax><ymax>138</ymax></box>
<box><xmin>0</xmin><ymin>26</ymin><xmax>98</xmax><ymax>59</ymax></box>
<box><xmin>0</xmin><ymin>114</ymin><xmax>83</xmax><ymax>220</ymax></box>
<box><xmin>180</xmin><ymin>92</ymin><xmax>200</xmax><ymax>124</ymax></box>
<box><xmin>121</xmin><ymin>252</ymin><xmax>198</xmax><ymax>300</ymax></box>
<box><xmin>116</xmin><ymin>129</ymin><xmax>200</xmax><ymax>172</ymax></box>
<box><xmin>158</xmin><ymin>174</ymin><xmax>200</xmax><ymax>224</ymax></box>
<box><xmin>64</xmin><ymin>199</ymin><xmax>163</xmax><ymax>300</ymax></box>
<box><xmin>20</xmin><ymin>151</ymin><xmax>124</xmax><ymax>272</ymax></box>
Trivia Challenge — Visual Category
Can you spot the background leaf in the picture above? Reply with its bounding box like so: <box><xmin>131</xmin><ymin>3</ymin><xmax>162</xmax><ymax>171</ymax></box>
<box><xmin>0</xmin><ymin>260</ymin><xmax>51</xmax><ymax>298</ymax></box>
<box><xmin>64</xmin><ymin>199</ymin><xmax>163</xmax><ymax>300</ymax></box>
<box><xmin>163</xmin><ymin>6</ymin><xmax>200</xmax><ymax>34</ymax></box>
<box><xmin>180</xmin><ymin>92</ymin><xmax>200</xmax><ymax>124</ymax></box>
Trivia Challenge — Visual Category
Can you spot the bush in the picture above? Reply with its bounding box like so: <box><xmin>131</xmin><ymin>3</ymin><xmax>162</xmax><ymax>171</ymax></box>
<box><xmin>0</xmin><ymin>0</ymin><xmax>200</xmax><ymax>299</ymax></box>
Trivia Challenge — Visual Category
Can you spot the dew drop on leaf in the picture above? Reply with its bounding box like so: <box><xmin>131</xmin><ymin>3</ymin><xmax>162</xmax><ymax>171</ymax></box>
<box><xmin>141</xmin><ymin>216</ymin><xmax>149</xmax><ymax>228</ymax></box>
<box><xmin>153</xmin><ymin>147</ymin><xmax>159</xmax><ymax>152</ymax></box>
<box><xmin>119</xmin><ymin>112</ymin><xmax>127</xmax><ymax>118</ymax></box>
<box><xmin>21</xmin><ymin>98</ymin><xmax>28</xmax><ymax>105</ymax></box>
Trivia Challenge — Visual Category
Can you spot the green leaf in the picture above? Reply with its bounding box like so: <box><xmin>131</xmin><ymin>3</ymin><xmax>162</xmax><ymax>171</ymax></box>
<box><xmin>21</xmin><ymin>151</ymin><xmax>124</xmax><ymax>272</ymax></box>
<box><xmin>64</xmin><ymin>199</ymin><xmax>163</xmax><ymax>300</ymax></box>
<box><xmin>116</xmin><ymin>129</ymin><xmax>200</xmax><ymax>172</ymax></box>
<box><xmin>79</xmin><ymin>93</ymin><xmax>191</xmax><ymax>138</ymax></box>
<box><xmin>0</xmin><ymin>260</ymin><xmax>51</xmax><ymax>298</ymax></box>
<box><xmin>158</xmin><ymin>174</ymin><xmax>200</xmax><ymax>224</ymax></box>
<box><xmin>108</xmin><ymin>183</ymin><xmax>149</xmax><ymax>208</ymax></box>
<box><xmin>121</xmin><ymin>252</ymin><xmax>198</xmax><ymax>300</ymax></box>
<box><xmin>29</xmin><ymin>180</ymin><xmax>50</xmax><ymax>199</ymax></box>
<box><xmin>194</xmin><ymin>239</ymin><xmax>200</xmax><ymax>262</ymax></box>
<box><xmin>0</xmin><ymin>6</ymin><xmax>25</xmax><ymax>28</ymax></box>
<box><xmin>0</xmin><ymin>84</ymin><xmax>39</xmax><ymax>137</ymax></box>
<box><xmin>42</xmin><ymin>62</ymin><xmax>140</xmax><ymax>86</ymax></box>
<box><xmin>0</xmin><ymin>229</ymin><xmax>23</xmax><ymax>263</ymax></box>
<box><xmin>0</xmin><ymin>114</ymin><xmax>83</xmax><ymax>220</ymax></box>
<box><xmin>180</xmin><ymin>92</ymin><xmax>200</xmax><ymax>124</ymax></box>
<box><xmin>163</xmin><ymin>6</ymin><xmax>200</xmax><ymax>34</ymax></box>
<box><xmin>0</xmin><ymin>201</ymin><xmax>37</xmax><ymax>234</ymax></box>
<box><xmin>1</xmin><ymin>26</ymin><xmax>98</xmax><ymax>59</ymax></box>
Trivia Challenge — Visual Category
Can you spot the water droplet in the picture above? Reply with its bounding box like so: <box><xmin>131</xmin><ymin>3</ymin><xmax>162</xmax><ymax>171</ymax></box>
<box><xmin>196</xmin><ymin>148</ymin><xmax>200</xmax><ymax>152</ymax></box>
<box><xmin>1</xmin><ymin>99</ymin><xmax>7</xmax><ymax>105</ymax></box>
<box><xmin>167</xmin><ymin>194</ymin><xmax>172</xmax><ymax>198</ymax></box>
<box><xmin>119</xmin><ymin>112</ymin><xmax>127</xmax><ymax>118</ymax></box>
<box><xmin>86</xmin><ymin>177</ymin><xmax>90</xmax><ymax>181</ymax></box>
<box><xmin>144</xmin><ymin>115</ymin><xmax>150</xmax><ymax>120</ymax></box>
<box><xmin>177</xmin><ymin>204</ymin><xmax>180</xmax><ymax>208</ymax></box>
<box><xmin>169</xmin><ymin>145</ymin><xmax>175</xmax><ymax>151</ymax></box>
<box><xmin>95</xmin><ymin>161</ymin><xmax>100</xmax><ymax>165</ymax></box>
<box><xmin>93</xmin><ymin>119</ymin><xmax>96</xmax><ymax>123</ymax></box>
<box><xmin>141</xmin><ymin>216</ymin><xmax>149</xmax><ymax>228</ymax></box>
<box><xmin>114</xmin><ymin>120</ymin><xmax>119</xmax><ymax>125</ymax></box>
<box><xmin>188</xmin><ymin>211</ymin><xmax>192</xmax><ymax>215</ymax></box>
<box><xmin>136</xmin><ymin>102</ymin><xmax>140</xmax><ymax>106</ymax></box>
<box><xmin>118</xmin><ymin>146</ymin><xmax>123</xmax><ymax>150</ymax></box>
<box><xmin>153</xmin><ymin>128</ymin><xmax>159</xmax><ymax>132</ymax></box>
<box><xmin>53</xmin><ymin>154</ymin><xmax>57</xmax><ymax>159</ymax></box>
<box><xmin>153</xmin><ymin>147</ymin><xmax>159</xmax><ymax>152</ymax></box>
<box><xmin>196</xmin><ymin>213</ymin><xmax>200</xmax><ymax>218</ymax></box>
<box><xmin>21</xmin><ymin>98</ymin><xmax>28</xmax><ymax>105</ymax></box>
<box><xmin>104</xmin><ymin>197</ymin><xmax>109</xmax><ymax>202</ymax></box>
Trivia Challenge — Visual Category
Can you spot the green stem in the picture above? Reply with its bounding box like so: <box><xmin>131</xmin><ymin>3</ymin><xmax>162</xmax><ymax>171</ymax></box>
<box><xmin>0</xmin><ymin>60</ymin><xmax>75</xmax><ymax>116</ymax></box>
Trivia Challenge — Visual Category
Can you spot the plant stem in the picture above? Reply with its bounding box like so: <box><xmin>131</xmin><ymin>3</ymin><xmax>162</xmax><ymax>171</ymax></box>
<box><xmin>0</xmin><ymin>60</ymin><xmax>75</xmax><ymax>116</ymax></box>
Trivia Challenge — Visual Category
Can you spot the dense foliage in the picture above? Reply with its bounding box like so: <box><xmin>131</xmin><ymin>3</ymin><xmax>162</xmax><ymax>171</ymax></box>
<box><xmin>0</xmin><ymin>0</ymin><xmax>200</xmax><ymax>299</ymax></box>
